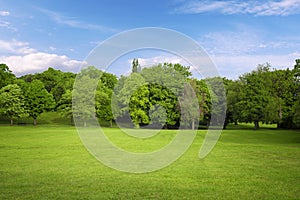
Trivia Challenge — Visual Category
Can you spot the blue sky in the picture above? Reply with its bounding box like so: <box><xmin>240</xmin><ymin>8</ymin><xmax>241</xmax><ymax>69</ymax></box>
<box><xmin>0</xmin><ymin>0</ymin><xmax>300</xmax><ymax>79</ymax></box>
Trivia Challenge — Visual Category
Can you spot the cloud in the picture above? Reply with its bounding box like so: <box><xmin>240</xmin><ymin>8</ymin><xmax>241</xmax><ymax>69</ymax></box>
<box><xmin>0</xmin><ymin>11</ymin><xmax>10</xmax><ymax>16</ymax></box>
<box><xmin>0</xmin><ymin>52</ymin><xmax>86</xmax><ymax>76</ymax></box>
<box><xmin>174</xmin><ymin>0</ymin><xmax>300</xmax><ymax>16</ymax></box>
<box><xmin>0</xmin><ymin>39</ymin><xmax>86</xmax><ymax>76</ymax></box>
<box><xmin>211</xmin><ymin>52</ymin><xmax>300</xmax><ymax>79</ymax></box>
<box><xmin>36</xmin><ymin>7</ymin><xmax>117</xmax><ymax>32</ymax></box>
<box><xmin>0</xmin><ymin>40</ymin><xmax>36</xmax><ymax>55</ymax></box>
<box><xmin>134</xmin><ymin>55</ymin><xmax>188</xmax><ymax>68</ymax></box>
<box><xmin>200</xmin><ymin>30</ymin><xmax>261</xmax><ymax>55</ymax></box>
<box><xmin>198</xmin><ymin>29</ymin><xmax>300</xmax><ymax>79</ymax></box>
<box><xmin>199</xmin><ymin>29</ymin><xmax>300</xmax><ymax>57</ymax></box>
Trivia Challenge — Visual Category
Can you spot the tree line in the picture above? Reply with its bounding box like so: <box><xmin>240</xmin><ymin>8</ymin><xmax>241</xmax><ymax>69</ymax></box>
<box><xmin>0</xmin><ymin>59</ymin><xmax>299</xmax><ymax>129</ymax></box>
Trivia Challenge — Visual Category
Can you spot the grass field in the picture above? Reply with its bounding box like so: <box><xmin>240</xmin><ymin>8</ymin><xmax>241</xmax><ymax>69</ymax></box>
<box><xmin>0</xmin><ymin>126</ymin><xmax>299</xmax><ymax>199</ymax></box>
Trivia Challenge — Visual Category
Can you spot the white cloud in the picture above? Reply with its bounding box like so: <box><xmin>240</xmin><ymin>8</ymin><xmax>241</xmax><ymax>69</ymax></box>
<box><xmin>0</xmin><ymin>39</ymin><xmax>86</xmax><ymax>76</ymax></box>
<box><xmin>211</xmin><ymin>52</ymin><xmax>300</xmax><ymax>79</ymax></box>
<box><xmin>0</xmin><ymin>11</ymin><xmax>10</xmax><ymax>16</ymax></box>
<box><xmin>36</xmin><ymin>7</ymin><xmax>117</xmax><ymax>32</ymax></box>
<box><xmin>0</xmin><ymin>39</ymin><xmax>36</xmax><ymax>55</ymax></box>
<box><xmin>135</xmin><ymin>55</ymin><xmax>187</xmax><ymax>68</ymax></box>
<box><xmin>49</xmin><ymin>46</ymin><xmax>56</xmax><ymax>51</ymax></box>
<box><xmin>200</xmin><ymin>30</ymin><xmax>261</xmax><ymax>55</ymax></box>
<box><xmin>0</xmin><ymin>52</ymin><xmax>86</xmax><ymax>76</ymax></box>
<box><xmin>196</xmin><ymin>28</ymin><xmax>300</xmax><ymax>79</ymax></box>
<box><xmin>175</xmin><ymin>0</ymin><xmax>300</xmax><ymax>16</ymax></box>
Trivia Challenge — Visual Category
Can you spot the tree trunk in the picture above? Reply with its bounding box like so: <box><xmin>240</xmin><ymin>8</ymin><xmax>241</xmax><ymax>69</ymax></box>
<box><xmin>110</xmin><ymin>120</ymin><xmax>112</xmax><ymax>128</ymax></box>
<box><xmin>192</xmin><ymin>119</ymin><xmax>195</xmax><ymax>130</ymax></box>
<box><xmin>84</xmin><ymin>121</ymin><xmax>86</xmax><ymax>127</ymax></box>
<box><xmin>254</xmin><ymin>121</ymin><xmax>259</xmax><ymax>130</ymax></box>
<box><xmin>33</xmin><ymin>118</ymin><xmax>37</xmax><ymax>126</ymax></box>
<box><xmin>10</xmin><ymin>119</ymin><xmax>13</xmax><ymax>126</ymax></box>
<box><xmin>279</xmin><ymin>103</ymin><xmax>282</xmax><ymax>120</ymax></box>
<box><xmin>70</xmin><ymin>116</ymin><xmax>74</xmax><ymax>126</ymax></box>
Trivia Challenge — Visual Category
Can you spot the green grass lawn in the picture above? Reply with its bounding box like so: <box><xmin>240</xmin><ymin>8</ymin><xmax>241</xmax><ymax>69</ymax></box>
<box><xmin>0</xmin><ymin>126</ymin><xmax>299</xmax><ymax>199</ymax></box>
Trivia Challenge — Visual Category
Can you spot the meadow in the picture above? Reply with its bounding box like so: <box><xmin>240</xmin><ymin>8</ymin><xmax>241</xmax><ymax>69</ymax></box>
<box><xmin>0</xmin><ymin>125</ymin><xmax>299</xmax><ymax>199</ymax></box>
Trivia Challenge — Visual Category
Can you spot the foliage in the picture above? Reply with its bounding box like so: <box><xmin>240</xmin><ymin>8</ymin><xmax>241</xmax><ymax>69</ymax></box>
<box><xmin>1</xmin><ymin>59</ymin><xmax>300</xmax><ymax>129</ymax></box>
<box><xmin>131</xmin><ymin>58</ymin><xmax>141</xmax><ymax>73</ymax></box>
<box><xmin>56</xmin><ymin>90</ymin><xmax>73</xmax><ymax>125</ymax></box>
<box><xmin>0</xmin><ymin>63</ymin><xmax>15</xmax><ymax>89</ymax></box>
<box><xmin>24</xmin><ymin>80</ymin><xmax>55</xmax><ymax>125</ymax></box>
<box><xmin>0</xmin><ymin>84</ymin><xmax>27</xmax><ymax>125</ymax></box>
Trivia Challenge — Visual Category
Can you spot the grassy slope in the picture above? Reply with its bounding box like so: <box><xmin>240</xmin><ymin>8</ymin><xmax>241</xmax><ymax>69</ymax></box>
<box><xmin>0</xmin><ymin>126</ymin><xmax>299</xmax><ymax>199</ymax></box>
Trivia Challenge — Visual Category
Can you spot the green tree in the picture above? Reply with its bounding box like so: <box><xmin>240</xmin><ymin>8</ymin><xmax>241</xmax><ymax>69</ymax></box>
<box><xmin>33</xmin><ymin>68</ymin><xmax>76</xmax><ymax>103</ymax></box>
<box><xmin>73</xmin><ymin>75</ymin><xmax>98</xmax><ymax>127</ymax></box>
<box><xmin>204</xmin><ymin>77</ymin><xmax>227</xmax><ymax>128</ymax></box>
<box><xmin>132</xmin><ymin>58</ymin><xmax>140</xmax><ymax>73</ymax></box>
<box><xmin>292</xmin><ymin>59</ymin><xmax>300</xmax><ymax>128</ymax></box>
<box><xmin>179</xmin><ymin>82</ymin><xmax>199</xmax><ymax>129</ymax></box>
<box><xmin>129</xmin><ymin>85</ymin><xmax>151</xmax><ymax>128</ymax></box>
<box><xmin>292</xmin><ymin>97</ymin><xmax>300</xmax><ymax>128</ymax></box>
<box><xmin>24</xmin><ymin>80</ymin><xmax>55</xmax><ymax>126</ymax></box>
<box><xmin>95</xmin><ymin>89</ymin><xmax>114</xmax><ymax>127</ymax></box>
<box><xmin>238</xmin><ymin>64</ymin><xmax>274</xmax><ymax>129</ymax></box>
<box><xmin>51</xmin><ymin>72</ymin><xmax>75</xmax><ymax>103</ymax></box>
<box><xmin>0</xmin><ymin>84</ymin><xmax>27</xmax><ymax>125</ymax></box>
<box><xmin>268</xmin><ymin>69</ymin><xmax>294</xmax><ymax>128</ymax></box>
<box><xmin>35</xmin><ymin>67</ymin><xmax>61</xmax><ymax>92</ymax></box>
<box><xmin>95</xmin><ymin>71</ymin><xmax>117</xmax><ymax>127</ymax></box>
<box><xmin>113</xmin><ymin>73</ymin><xmax>146</xmax><ymax>127</ymax></box>
<box><xmin>0</xmin><ymin>63</ymin><xmax>15</xmax><ymax>89</ymax></box>
<box><xmin>224</xmin><ymin>79</ymin><xmax>243</xmax><ymax>127</ymax></box>
<box><xmin>57</xmin><ymin>90</ymin><xmax>73</xmax><ymax>125</ymax></box>
<box><xmin>190</xmin><ymin>79</ymin><xmax>211</xmax><ymax>128</ymax></box>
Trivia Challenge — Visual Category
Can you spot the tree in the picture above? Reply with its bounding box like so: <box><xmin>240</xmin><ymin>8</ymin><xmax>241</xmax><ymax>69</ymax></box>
<box><xmin>268</xmin><ymin>69</ymin><xmax>294</xmax><ymax>128</ymax></box>
<box><xmin>292</xmin><ymin>97</ymin><xmax>300</xmax><ymax>128</ymax></box>
<box><xmin>35</xmin><ymin>67</ymin><xmax>61</xmax><ymax>92</ymax></box>
<box><xmin>179</xmin><ymin>82</ymin><xmax>199</xmax><ymax>129</ymax></box>
<box><xmin>292</xmin><ymin>59</ymin><xmax>300</xmax><ymax>128</ymax></box>
<box><xmin>0</xmin><ymin>84</ymin><xmax>27</xmax><ymax>125</ymax></box>
<box><xmin>190</xmin><ymin>79</ymin><xmax>211</xmax><ymax>128</ymax></box>
<box><xmin>95</xmin><ymin>89</ymin><xmax>114</xmax><ymax>127</ymax></box>
<box><xmin>73</xmin><ymin>75</ymin><xmax>98</xmax><ymax>127</ymax></box>
<box><xmin>113</xmin><ymin>73</ymin><xmax>146</xmax><ymax>127</ymax></box>
<box><xmin>132</xmin><ymin>58</ymin><xmax>141</xmax><ymax>73</ymax></box>
<box><xmin>129</xmin><ymin>84</ymin><xmax>152</xmax><ymax>128</ymax></box>
<box><xmin>51</xmin><ymin>72</ymin><xmax>75</xmax><ymax>104</ymax></box>
<box><xmin>95</xmin><ymin>71</ymin><xmax>117</xmax><ymax>127</ymax></box>
<box><xmin>24</xmin><ymin>80</ymin><xmax>55</xmax><ymax>126</ymax></box>
<box><xmin>57</xmin><ymin>90</ymin><xmax>73</xmax><ymax>125</ymax></box>
<box><xmin>0</xmin><ymin>63</ymin><xmax>15</xmax><ymax>89</ymax></box>
<box><xmin>238</xmin><ymin>64</ymin><xmax>275</xmax><ymax>129</ymax></box>
<box><xmin>224</xmin><ymin>79</ymin><xmax>243</xmax><ymax>127</ymax></box>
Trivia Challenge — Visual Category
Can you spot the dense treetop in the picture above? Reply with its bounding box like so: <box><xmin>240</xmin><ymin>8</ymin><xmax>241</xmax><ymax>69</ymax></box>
<box><xmin>0</xmin><ymin>59</ymin><xmax>299</xmax><ymax>129</ymax></box>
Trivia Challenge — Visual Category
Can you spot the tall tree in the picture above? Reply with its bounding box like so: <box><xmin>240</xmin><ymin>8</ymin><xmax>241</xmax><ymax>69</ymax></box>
<box><xmin>292</xmin><ymin>59</ymin><xmax>300</xmax><ymax>128</ymax></box>
<box><xmin>0</xmin><ymin>64</ymin><xmax>15</xmax><ymax>89</ymax></box>
<box><xmin>224</xmin><ymin>79</ymin><xmax>243</xmax><ymax>127</ymax></box>
<box><xmin>73</xmin><ymin>74</ymin><xmax>98</xmax><ymax>127</ymax></box>
<box><xmin>95</xmin><ymin>89</ymin><xmax>114</xmax><ymax>127</ymax></box>
<box><xmin>113</xmin><ymin>73</ymin><xmax>146</xmax><ymax>127</ymax></box>
<box><xmin>0</xmin><ymin>84</ymin><xmax>27</xmax><ymax>125</ymax></box>
<box><xmin>24</xmin><ymin>80</ymin><xmax>55</xmax><ymax>126</ymax></box>
<box><xmin>268</xmin><ymin>69</ymin><xmax>294</xmax><ymax>128</ymax></box>
<box><xmin>239</xmin><ymin>64</ymin><xmax>275</xmax><ymax>129</ymax></box>
<box><xmin>57</xmin><ymin>90</ymin><xmax>73</xmax><ymax>125</ymax></box>
<box><xmin>179</xmin><ymin>82</ymin><xmax>199</xmax><ymax>129</ymax></box>
<box><xmin>132</xmin><ymin>58</ymin><xmax>140</xmax><ymax>73</ymax></box>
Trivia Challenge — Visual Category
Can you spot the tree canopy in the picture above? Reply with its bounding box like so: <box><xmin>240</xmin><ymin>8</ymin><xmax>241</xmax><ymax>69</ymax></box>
<box><xmin>0</xmin><ymin>59</ymin><xmax>299</xmax><ymax>129</ymax></box>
